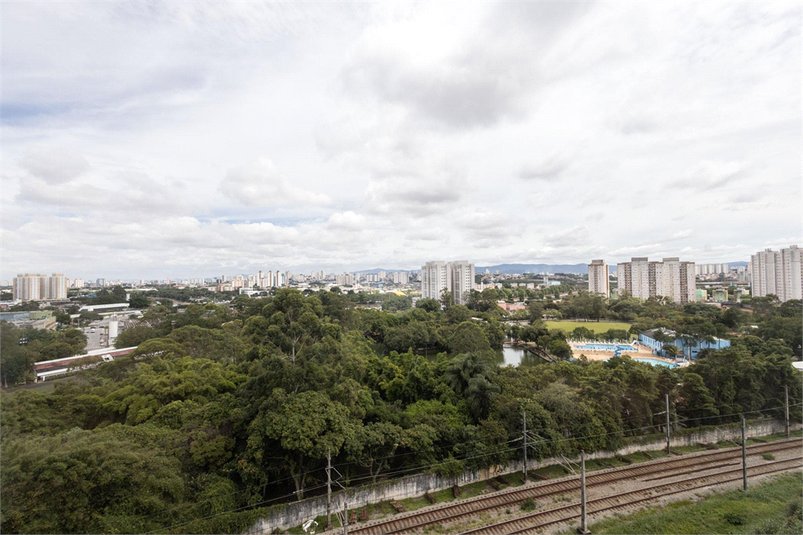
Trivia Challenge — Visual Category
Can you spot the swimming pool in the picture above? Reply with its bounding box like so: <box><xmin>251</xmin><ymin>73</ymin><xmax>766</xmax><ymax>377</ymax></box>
<box><xmin>630</xmin><ymin>357</ymin><xmax>677</xmax><ymax>367</ymax></box>
<box><xmin>572</xmin><ymin>343</ymin><xmax>637</xmax><ymax>351</ymax></box>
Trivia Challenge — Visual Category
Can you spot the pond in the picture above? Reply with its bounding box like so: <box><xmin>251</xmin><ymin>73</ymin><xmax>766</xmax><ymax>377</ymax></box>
<box><xmin>496</xmin><ymin>345</ymin><xmax>545</xmax><ymax>367</ymax></box>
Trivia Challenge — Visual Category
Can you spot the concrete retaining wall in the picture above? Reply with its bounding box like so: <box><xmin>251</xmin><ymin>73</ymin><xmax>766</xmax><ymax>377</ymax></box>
<box><xmin>245</xmin><ymin>419</ymin><xmax>799</xmax><ymax>534</ymax></box>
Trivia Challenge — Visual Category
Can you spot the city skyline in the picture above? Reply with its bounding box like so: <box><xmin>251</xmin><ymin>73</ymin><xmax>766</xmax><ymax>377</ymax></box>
<box><xmin>0</xmin><ymin>253</ymin><xmax>760</xmax><ymax>284</ymax></box>
<box><xmin>2</xmin><ymin>2</ymin><xmax>800</xmax><ymax>280</ymax></box>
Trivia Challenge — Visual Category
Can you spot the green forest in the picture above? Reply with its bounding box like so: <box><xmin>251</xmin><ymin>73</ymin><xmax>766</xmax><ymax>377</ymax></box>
<box><xmin>1</xmin><ymin>289</ymin><xmax>801</xmax><ymax>533</ymax></box>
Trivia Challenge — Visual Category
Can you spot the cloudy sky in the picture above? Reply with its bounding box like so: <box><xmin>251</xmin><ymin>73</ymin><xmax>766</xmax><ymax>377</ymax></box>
<box><xmin>1</xmin><ymin>1</ymin><xmax>800</xmax><ymax>280</ymax></box>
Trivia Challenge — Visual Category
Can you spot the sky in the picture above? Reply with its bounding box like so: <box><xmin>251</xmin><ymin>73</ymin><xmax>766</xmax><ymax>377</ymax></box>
<box><xmin>1</xmin><ymin>1</ymin><xmax>801</xmax><ymax>280</ymax></box>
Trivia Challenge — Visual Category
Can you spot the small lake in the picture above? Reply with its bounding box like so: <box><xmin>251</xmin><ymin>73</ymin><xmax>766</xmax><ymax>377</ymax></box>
<box><xmin>496</xmin><ymin>345</ymin><xmax>544</xmax><ymax>367</ymax></box>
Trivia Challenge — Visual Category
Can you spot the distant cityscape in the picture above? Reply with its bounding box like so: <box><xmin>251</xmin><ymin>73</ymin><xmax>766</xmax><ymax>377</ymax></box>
<box><xmin>3</xmin><ymin>244</ymin><xmax>800</xmax><ymax>305</ymax></box>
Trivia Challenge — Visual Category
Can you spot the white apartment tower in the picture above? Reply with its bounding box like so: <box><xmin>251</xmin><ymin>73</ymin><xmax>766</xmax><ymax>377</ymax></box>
<box><xmin>616</xmin><ymin>258</ymin><xmax>695</xmax><ymax>303</ymax></box>
<box><xmin>450</xmin><ymin>261</ymin><xmax>475</xmax><ymax>306</ymax></box>
<box><xmin>587</xmin><ymin>260</ymin><xmax>609</xmax><ymax>297</ymax></box>
<box><xmin>421</xmin><ymin>261</ymin><xmax>475</xmax><ymax>305</ymax></box>
<box><xmin>392</xmin><ymin>271</ymin><xmax>410</xmax><ymax>284</ymax></box>
<box><xmin>13</xmin><ymin>273</ymin><xmax>67</xmax><ymax>301</ymax></box>
<box><xmin>421</xmin><ymin>261</ymin><xmax>450</xmax><ymax>301</ymax></box>
<box><xmin>750</xmin><ymin>246</ymin><xmax>802</xmax><ymax>302</ymax></box>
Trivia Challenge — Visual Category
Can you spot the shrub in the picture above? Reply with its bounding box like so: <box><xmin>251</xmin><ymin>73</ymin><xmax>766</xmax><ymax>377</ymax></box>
<box><xmin>521</xmin><ymin>498</ymin><xmax>537</xmax><ymax>512</ymax></box>
<box><xmin>723</xmin><ymin>512</ymin><xmax>744</xmax><ymax>525</ymax></box>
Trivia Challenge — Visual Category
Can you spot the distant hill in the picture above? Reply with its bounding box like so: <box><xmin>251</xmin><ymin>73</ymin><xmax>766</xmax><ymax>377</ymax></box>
<box><xmin>476</xmin><ymin>264</ymin><xmax>589</xmax><ymax>275</ymax></box>
<box><xmin>354</xmin><ymin>260</ymin><xmax>749</xmax><ymax>275</ymax></box>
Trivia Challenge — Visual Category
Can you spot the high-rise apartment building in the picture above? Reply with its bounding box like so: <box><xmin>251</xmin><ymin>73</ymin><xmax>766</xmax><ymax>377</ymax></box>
<box><xmin>47</xmin><ymin>274</ymin><xmax>67</xmax><ymax>300</ymax></box>
<box><xmin>695</xmin><ymin>263</ymin><xmax>729</xmax><ymax>276</ymax></box>
<box><xmin>13</xmin><ymin>273</ymin><xmax>67</xmax><ymax>301</ymax></box>
<box><xmin>587</xmin><ymin>260</ymin><xmax>609</xmax><ymax>297</ymax></box>
<box><xmin>421</xmin><ymin>261</ymin><xmax>450</xmax><ymax>301</ymax></box>
<box><xmin>13</xmin><ymin>273</ymin><xmax>45</xmax><ymax>300</ymax></box>
<box><xmin>450</xmin><ymin>261</ymin><xmax>475</xmax><ymax>306</ymax></box>
<box><xmin>392</xmin><ymin>271</ymin><xmax>410</xmax><ymax>284</ymax></box>
<box><xmin>616</xmin><ymin>258</ymin><xmax>695</xmax><ymax>303</ymax></box>
<box><xmin>336</xmin><ymin>273</ymin><xmax>355</xmax><ymax>286</ymax></box>
<box><xmin>750</xmin><ymin>246</ymin><xmax>802</xmax><ymax>302</ymax></box>
<box><xmin>421</xmin><ymin>260</ymin><xmax>475</xmax><ymax>305</ymax></box>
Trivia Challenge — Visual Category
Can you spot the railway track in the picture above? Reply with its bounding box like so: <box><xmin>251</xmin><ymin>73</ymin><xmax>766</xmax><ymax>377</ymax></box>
<box><xmin>349</xmin><ymin>438</ymin><xmax>801</xmax><ymax>535</ymax></box>
<box><xmin>464</xmin><ymin>456</ymin><xmax>803</xmax><ymax>535</ymax></box>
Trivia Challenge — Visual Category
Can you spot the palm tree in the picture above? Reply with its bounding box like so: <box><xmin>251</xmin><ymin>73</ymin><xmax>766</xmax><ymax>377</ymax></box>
<box><xmin>465</xmin><ymin>376</ymin><xmax>500</xmax><ymax>420</ymax></box>
<box><xmin>444</xmin><ymin>352</ymin><xmax>489</xmax><ymax>395</ymax></box>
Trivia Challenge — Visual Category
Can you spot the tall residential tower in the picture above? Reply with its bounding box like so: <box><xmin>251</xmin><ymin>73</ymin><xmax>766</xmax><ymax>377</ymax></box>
<box><xmin>587</xmin><ymin>259</ymin><xmax>609</xmax><ymax>297</ymax></box>
<box><xmin>750</xmin><ymin>246</ymin><xmax>802</xmax><ymax>302</ymax></box>
<box><xmin>616</xmin><ymin>258</ymin><xmax>695</xmax><ymax>303</ymax></box>
<box><xmin>421</xmin><ymin>260</ymin><xmax>475</xmax><ymax>305</ymax></box>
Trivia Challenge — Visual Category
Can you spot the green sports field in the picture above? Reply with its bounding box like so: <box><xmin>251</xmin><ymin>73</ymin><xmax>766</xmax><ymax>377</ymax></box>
<box><xmin>544</xmin><ymin>320</ymin><xmax>632</xmax><ymax>334</ymax></box>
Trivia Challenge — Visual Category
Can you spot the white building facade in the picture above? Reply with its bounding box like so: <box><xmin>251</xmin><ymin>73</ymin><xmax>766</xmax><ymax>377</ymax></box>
<box><xmin>587</xmin><ymin>259</ymin><xmax>609</xmax><ymax>297</ymax></box>
<box><xmin>13</xmin><ymin>273</ymin><xmax>67</xmax><ymax>301</ymax></box>
<box><xmin>616</xmin><ymin>258</ymin><xmax>695</xmax><ymax>303</ymax></box>
<box><xmin>421</xmin><ymin>260</ymin><xmax>475</xmax><ymax>305</ymax></box>
<box><xmin>750</xmin><ymin>246</ymin><xmax>802</xmax><ymax>302</ymax></box>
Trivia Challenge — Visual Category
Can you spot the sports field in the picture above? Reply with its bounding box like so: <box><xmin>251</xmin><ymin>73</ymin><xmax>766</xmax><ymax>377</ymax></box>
<box><xmin>544</xmin><ymin>320</ymin><xmax>632</xmax><ymax>334</ymax></box>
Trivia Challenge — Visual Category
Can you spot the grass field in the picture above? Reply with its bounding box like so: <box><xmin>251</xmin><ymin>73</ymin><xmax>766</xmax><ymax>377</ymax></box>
<box><xmin>584</xmin><ymin>471</ymin><xmax>803</xmax><ymax>535</ymax></box>
<box><xmin>544</xmin><ymin>320</ymin><xmax>632</xmax><ymax>334</ymax></box>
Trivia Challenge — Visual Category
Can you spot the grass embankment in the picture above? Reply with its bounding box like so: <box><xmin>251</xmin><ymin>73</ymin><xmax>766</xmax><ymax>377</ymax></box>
<box><xmin>586</xmin><ymin>472</ymin><xmax>803</xmax><ymax>535</ymax></box>
<box><xmin>544</xmin><ymin>321</ymin><xmax>632</xmax><ymax>335</ymax></box>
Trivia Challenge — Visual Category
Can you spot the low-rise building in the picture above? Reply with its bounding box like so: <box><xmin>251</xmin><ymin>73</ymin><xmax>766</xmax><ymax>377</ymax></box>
<box><xmin>639</xmin><ymin>328</ymin><xmax>730</xmax><ymax>360</ymax></box>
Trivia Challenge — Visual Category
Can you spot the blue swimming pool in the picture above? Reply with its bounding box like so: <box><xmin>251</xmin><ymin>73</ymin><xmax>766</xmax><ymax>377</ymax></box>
<box><xmin>631</xmin><ymin>357</ymin><xmax>677</xmax><ymax>368</ymax></box>
<box><xmin>573</xmin><ymin>344</ymin><xmax>637</xmax><ymax>351</ymax></box>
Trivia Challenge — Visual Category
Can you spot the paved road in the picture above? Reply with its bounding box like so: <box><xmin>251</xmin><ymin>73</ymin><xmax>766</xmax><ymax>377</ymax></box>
<box><xmin>83</xmin><ymin>324</ymin><xmax>108</xmax><ymax>351</ymax></box>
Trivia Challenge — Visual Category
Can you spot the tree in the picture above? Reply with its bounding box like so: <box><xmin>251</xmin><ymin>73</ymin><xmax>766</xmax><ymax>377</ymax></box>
<box><xmin>1</xmin><ymin>427</ymin><xmax>185</xmax><ymax>533</ymax></box>
<box><xmin>252</xmin><ymin>389</ymin><xmax>355</xmax><ymax>499</ymax></box>
<box><xmin>415</xmin><ymin>297</ymin><xmax>441</xmax><ymax>312</ymax></box>
<box><xmin>382</xmin><ymin>295</ymin><xmax>412</xmax><ymax>313</ymax></box>
<box><xmin>0</xmin><ymin>323</ymin><xmax>34</xmax><ymax>386</ymax></box>
<box><xmin>128</xmin><ymin>294</ymin><xmax>151</xmax><ymax>309</ymax></box>
<box><xmin>526</xmin><ymin>301</ymin><xmax>544</xmax><ymax>323</ymax></box>
<box><xmin>346</xmin><ymin>422</ymin><xmax>403</xmax><ymax>483</ymax></box>
<box><xmin>448</xmin><ymin>321</ymin><xmax>492</xmax><ymax>354</ymax></box>
<box><xmin>676</xmin><ymin>372</ymin><xmax>718</xmax><ymax>422</ymax></box>
<box><xmin>464</xmin><ymin>375</ymin><xmax>500</xmax><ymax>420</ymax></box>
<box><xmin>445</xmin><ymin>305</ymin><xmax>472</xmax><ymax>324</ymax></box>
<box><xmin>439</xmin><ymin>289</ymin><xmax>454</xmax><ymax>309</ymax></box>
<box><xmin>547</xmin><ymin>338</ymin><xmax>573</xmax><ymax>360</ymax></box>
<box><xmin>663</xmin><ymin>344</ymin><xmax>679</xmax><ymax>359</ymax></box>
<box><xmin>444</xmin><ymin>352</ymin><xmax>494</xmax><ymax>396</ymax></box>
<box><xmin>115</xmin><ymin>324</ymin><xmax>161</xmax><ymax>348</ymax></box>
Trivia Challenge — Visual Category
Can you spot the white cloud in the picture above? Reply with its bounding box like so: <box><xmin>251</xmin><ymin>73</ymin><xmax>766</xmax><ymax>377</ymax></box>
<box><xmin>0</xmin><ymin>1</ymin><xmax>799</xmax><ymax>279</ymax></box>
<box><xmin>668</xmin><ymin>161</ymin><xmax>750</xmax><ymax>191</ymax></box>
<box><xmin>327</xmin><ymin>211</ymin><xmax>366</xmax><ymax>231</ymax></box>
<box><xmin>219</xmin><ymin>159</ymin><xmax>331</xmax><ymax>207</ymax></box>
<box><xmin>19</xmin><ymin>149</ymin><xmax>90</xmax><ymax>184</ymax></box>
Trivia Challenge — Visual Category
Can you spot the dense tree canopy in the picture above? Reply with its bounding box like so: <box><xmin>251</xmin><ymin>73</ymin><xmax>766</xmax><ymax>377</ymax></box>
<box><xmin>1</xmin><ymin>289</ymin><xmax>800</xmax><ymax>533</ymax></box>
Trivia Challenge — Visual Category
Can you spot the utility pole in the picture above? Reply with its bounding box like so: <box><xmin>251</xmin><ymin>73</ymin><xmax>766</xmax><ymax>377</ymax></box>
<box><xmin>578</xmin><ymin>450</ymin><xmax>589</xmax><ymax>534</ymax></box>
<box><xmin>741</xmin><ymin>416</ymin><xmax>748</xmax><ymax>491</ymax></box>
<box><xmin>326</xmin><ymin>447</ymin><xmax>332</xmax><ymax>530</ymax></box>
<box><xmin>342</xmin><ymin>501</ymin><xmax>348</xmax><ymax>535</ymax></box>
<box><xmin>665</xmin><ymin>393</ymin><xmax>671</xmax><ymax>455</ymax></box>
<box><xmin>523</xmin><ymin>410</ymin><xmax>528</xmax><ymax>483</ymax></box>
<box><xmin>785</xmin><ymin>385</ymin><xmax>790</xmax><ymax>438</ymax></box>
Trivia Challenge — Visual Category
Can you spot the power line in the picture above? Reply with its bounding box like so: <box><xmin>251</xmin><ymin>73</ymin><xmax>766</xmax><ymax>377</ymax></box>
<box><xmin>145</xmin><ymin>400</ymin><xmax>800</xmax><ymax>533</ymax></box>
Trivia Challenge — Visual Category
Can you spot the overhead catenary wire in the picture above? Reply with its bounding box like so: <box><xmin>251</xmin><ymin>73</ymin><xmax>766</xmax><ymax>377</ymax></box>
<box><xmin>145</xmin><ymin>400</ymin><xmax>800</xmax><ymax>533</ymax></box>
